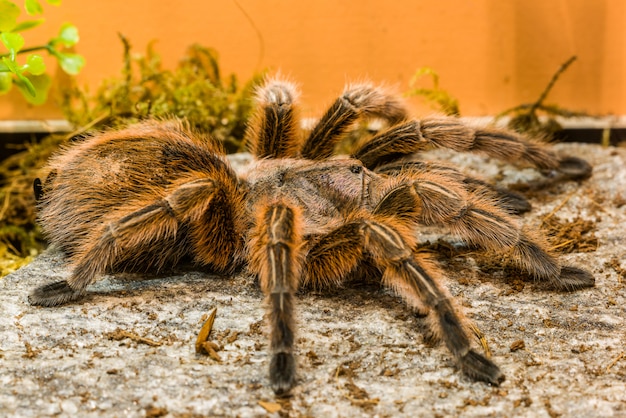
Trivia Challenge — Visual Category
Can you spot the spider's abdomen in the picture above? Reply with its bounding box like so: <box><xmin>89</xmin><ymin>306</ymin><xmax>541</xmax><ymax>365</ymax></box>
<box><xmin>38</xmin><ymin>120</ymin><xmax>241</xmax><ymax>266</ymax></box>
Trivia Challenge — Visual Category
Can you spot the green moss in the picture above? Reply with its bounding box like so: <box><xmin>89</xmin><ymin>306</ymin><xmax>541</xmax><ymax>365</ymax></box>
<box><xmin>405</xmin><ymin>67</ymin><xmax>460</xmax><ymax>117</ymax></box>
<box><xmin>61</xmin><ymin>35</ymin><xmax>265</xmax><ymax>152</ymax></box>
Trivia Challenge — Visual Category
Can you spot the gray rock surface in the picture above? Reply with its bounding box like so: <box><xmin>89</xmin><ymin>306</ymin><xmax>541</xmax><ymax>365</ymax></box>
<box><xmin>1</xmin><ymin>143</ymin><xmax>625</xmax><ymax>417</ymax></box>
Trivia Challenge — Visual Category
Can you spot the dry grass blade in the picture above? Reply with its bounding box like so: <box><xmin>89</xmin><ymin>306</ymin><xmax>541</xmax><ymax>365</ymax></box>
<box><xmin>606</xmin><ymin>352</ymin><xmax>624</xmax><ymax>374</ymax></box>
<box><xmin>195</xmin><ymin>307</ymin><xmax>217</xmax><ymax>354</ymax></box>
<box><xmin>258</xmin><ymin>401</ymin><xmax>282</xmax><ymax>413</ymax></box>
<box><xmin>468</xmin><ymin>321</ymin><xmax>492</xmax><ymax>358</ymax></box>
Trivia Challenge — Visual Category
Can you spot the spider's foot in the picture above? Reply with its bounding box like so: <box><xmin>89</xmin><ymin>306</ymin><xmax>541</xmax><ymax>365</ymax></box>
<box><xmin>496</xmin><ymin>188</ymin><xmax>532</xmax><ymax>214</ymax></box>
<box><xmin>270</xmin><ymin>352</ymin><xmax>296</xmax><ymax>396</ymax></box>
<box><xmin>548</xmin><ymin>265</ymin><xmax>595</xmax><ymax>292</ymax></box>
<box><xmin>33</xmin><ymin>178</ymin><xmax>44</xmax><ymax>202</ymax></box>
<box><xmin>460</xmin><ymin>349</ymin><xmax>505</xmax><ymax>386</ymax></box>
<box><xmin>29</xmin><ymin>280</ymin><xmax>85</xmax><ymax>306</ymax></box>
<box><xmin>557</xmin><ymin>156</ymin><xmax>592</xmax><ymax>180</ymax></box>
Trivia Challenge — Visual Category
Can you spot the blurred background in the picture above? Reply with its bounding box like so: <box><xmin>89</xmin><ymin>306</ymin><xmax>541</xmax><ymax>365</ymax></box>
<box><xmin>1</xmin><ymin>0</ymin><xmax>624</xmax><ymax>120</ymax></box>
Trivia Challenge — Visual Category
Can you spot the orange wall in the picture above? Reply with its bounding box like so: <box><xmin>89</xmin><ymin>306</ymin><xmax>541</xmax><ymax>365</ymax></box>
<box><xmin>1</xmin><ymin>0</ymin><xmax>624</xmax><ymax>120</ymax></box>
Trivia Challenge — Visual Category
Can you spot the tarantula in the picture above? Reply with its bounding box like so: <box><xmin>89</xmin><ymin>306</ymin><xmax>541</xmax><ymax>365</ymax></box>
<box><xmin>29</xmin><ymin>77</ymin><xmax>594</xmax><ymax>395</ymax></box>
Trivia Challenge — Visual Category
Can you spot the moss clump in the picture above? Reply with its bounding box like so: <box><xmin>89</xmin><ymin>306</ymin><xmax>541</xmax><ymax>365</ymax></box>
<box><xmin>61</xmin><ymin>35</ymin><xmax>265</xmax><ymax>152</ymax></box>
<box><xmin>0</xmin><ymin>37</ymin><xmax>265</xmax><ymax>275</ymax></box>
<box><xmin>405</xmin><ymin>67</ymin><xmax>460</xmax><ymax>117</ymax></box>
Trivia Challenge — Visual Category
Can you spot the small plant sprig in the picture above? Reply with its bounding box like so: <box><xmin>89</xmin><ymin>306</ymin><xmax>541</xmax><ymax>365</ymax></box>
<box><xmin>0</xmin><ymin>0</ymin><xmax>84</xmax><ymax>104</ymax></box>
<box><xmin>496</xmin><ymin>56</ymin><xmax>586</xmax><ymax>138</ymax></box>
<box><xmin>405</xmin><ymin>67</ymin><xmax>460</xmax><ymax>116</ymax></box>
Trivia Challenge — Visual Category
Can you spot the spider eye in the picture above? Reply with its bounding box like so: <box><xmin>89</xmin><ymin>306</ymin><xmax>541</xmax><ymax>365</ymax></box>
<box><xmin>350</xmin><ymin>165</ymin><xmax>363</xmax><ymax>174</ymax></box>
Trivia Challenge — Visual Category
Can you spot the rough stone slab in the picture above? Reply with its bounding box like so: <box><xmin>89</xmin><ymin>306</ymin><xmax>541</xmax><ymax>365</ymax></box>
<box><xmin>1</xmin><ymin>143</ymin><xmax>625</xmax><ymax>417</ymax></box>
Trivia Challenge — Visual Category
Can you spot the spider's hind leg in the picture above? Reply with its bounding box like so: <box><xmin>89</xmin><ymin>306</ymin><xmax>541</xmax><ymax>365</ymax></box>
<box><xmin>29</xmin><ymin>279</ymin><xmax>85</xmax><ymax>307</ymax></box>
<box><xmin>353</xmin><ymin>118</ymin><xmax>592</xmax><ymax>180</ymax></box>
<box><xmin>30</xmin><ymin>176</ymin><xmax>244</xmax><ymax>306</ymax></box>
<box><xmin>29</xmin><ymin>198</ymin><xmax>181</xmax><ymax>306</ymax></box>
<box><xmin>379</xmin><ymin>176</ymin><xmax>594</xmax><ymax>291</ymax></box>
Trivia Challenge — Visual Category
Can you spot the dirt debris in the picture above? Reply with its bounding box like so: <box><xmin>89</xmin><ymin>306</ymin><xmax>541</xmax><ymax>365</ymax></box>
<box><xmin>542</xmin><ymin>215</ymin><xmax>599</xmax><ymax>253</ymax></box>
<box><xmin>105</xmin><ymin>328</ymin><xmax>162</xmax><ymax>347</ymax></box>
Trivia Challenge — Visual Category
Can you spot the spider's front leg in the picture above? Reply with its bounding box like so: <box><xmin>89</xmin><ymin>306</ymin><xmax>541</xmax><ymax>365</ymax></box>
<box><xmin>247</xmin><ymin>78</ymin><xmax>301</xmax><ymax>159</ymax></box>
<box><xmin>249</xmin><ymin>200</ymin><xmax>303</xmax><ymax>395</ymax></box>
<box><xmin>302</xmin><ymin>214</ymin><xmax>503</xmax><ymax>384</ymax></box>
<box><xmin>300</xmin><ymin>83</ymin><xmax>409</xmax><ymax>160</ymax></box>
<box><xmin>30</xmin><ymin>176</ymin><xmax>244</xmax><ymax>306</ymax></box>
<box><xmin>361</xmin><ymin>218</ymin><xmax>505</xmax><ymax>384</ymax></box>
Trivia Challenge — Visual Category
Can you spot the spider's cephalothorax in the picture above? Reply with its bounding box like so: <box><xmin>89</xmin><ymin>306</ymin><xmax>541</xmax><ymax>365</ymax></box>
<box><xmin>30</xmin><ymin>77</ymin><xmax>595</xmax><ymax>395</ymax></box>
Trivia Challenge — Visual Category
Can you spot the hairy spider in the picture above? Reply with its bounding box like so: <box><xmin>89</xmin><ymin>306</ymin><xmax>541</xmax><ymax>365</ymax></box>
<box><xmin>30</xmin><ymin>77</ymin><xmax>594</xmax><ymax>395</ymax></box>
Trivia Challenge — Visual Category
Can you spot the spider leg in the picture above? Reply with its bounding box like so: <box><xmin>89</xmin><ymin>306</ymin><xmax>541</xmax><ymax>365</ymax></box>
<box><xmin>353</xmin><ymin>118</ymin><xmax>592</xmax><ymax>180</ymax></box>
<box><xmin>300</xmin><ymin>83</ymin><xmax>408</xmax><ymax>160</ymax></box>
<box><xmin>29</xmin><ymin>176</ymin><xmax>244</xmax><ymax>306</ymax></box>
<box><xmin>441</xmin><ymin>195</ymin><xmax>594</xmax><ymax>290</ymax></box>
<box><xmin>376</xmin><ymin>160</ymin><xmax>532</xmax><ymax>214</ymax></box>
<box><xmin>375</xmin><ymin>177</ymin><xmax>594</xmax><ymax>291</ymax></box>
<box><xmin>247</xmin><ymin>78</ymin><xmax>301</xmax><ymax>159</ymax></box>
<box><xmin>302</xmin><ymin>214</ymin><xmax>503</xmax><ymax>385</ymax></box>
<box><xmin>363</xmin><ymin>218</ymin><xmax>504</xmax><ymax>384</ymax></box>
<box><xmin>462</xmin><ymin>179</ymin><xmax>532</xmax><ymax>215</ymax></box>
<box><xmin>249</xmin><ymin>200</ymin><xmax>303</xmax><ymax>395</ymax></box>
<box><xmin>302</xmin><ymin>222</ymin><xmax>367</xmax><ymax>291</ymax></box>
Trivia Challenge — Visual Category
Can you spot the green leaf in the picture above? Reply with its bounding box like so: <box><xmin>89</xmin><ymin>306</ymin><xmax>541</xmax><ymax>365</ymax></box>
<box><xmin>0</xmin><ymin>0</ymin><xmax>20</xmax><ymax>32</ymax></box>
<box><xmin>0</xmin><ymin>72</ymin><xmax>12</xmax><ymax>94</ymax></box>
<box><xmin>2</xmin><ymin>55</ymin><xmax>20</xmax><ymax>74</ymax></box>
<box><xmin>25</xmin><ymin>53</ymin><xmax>45</xmax><ymax>75</ymax></box>
<box><xmin>15</xmin><ymin>72</ymin><xmax>50</xmax><ymax>103</ymax></box>
<box><xmin>55</xmin><ymin>51</ymin><xmax>84</xmax><ymax>75</ymax></box>
<box><xmin>46</xmin><ymin>0</ymin><xmax>60</xmax><ymax>5</ymax></box>
<box><xmin>1</xmin><ymin>32</ymin><xmax>25</xmax><ymax>56</ymax></box>
<box><xmin>12</xmin><ymin>73</ymin><xmax>35</xmax><ymax>96</ymax></box>
<box><xmin>57</xmin><ymin>22</ymin><xmax>79</xmax><ymax>47</ymax></box>
<box><xmin>2</xmin><ymin>55</ymin><xmax>36</xmax><ymax>96</ymax></box>
<box><xmin>12</xmin><ymin>18</ymin><xmax>45</xmax><ymax>32</ymax></box>
<box><xmin>17</xmin><ymin>74</ymin><xmax>35</xmax><ymax>96</ymax></box>
<box><xmin>25</xmin><ymin>0</ymin><xmax>43</xmax><ymax>15</ymax></box>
